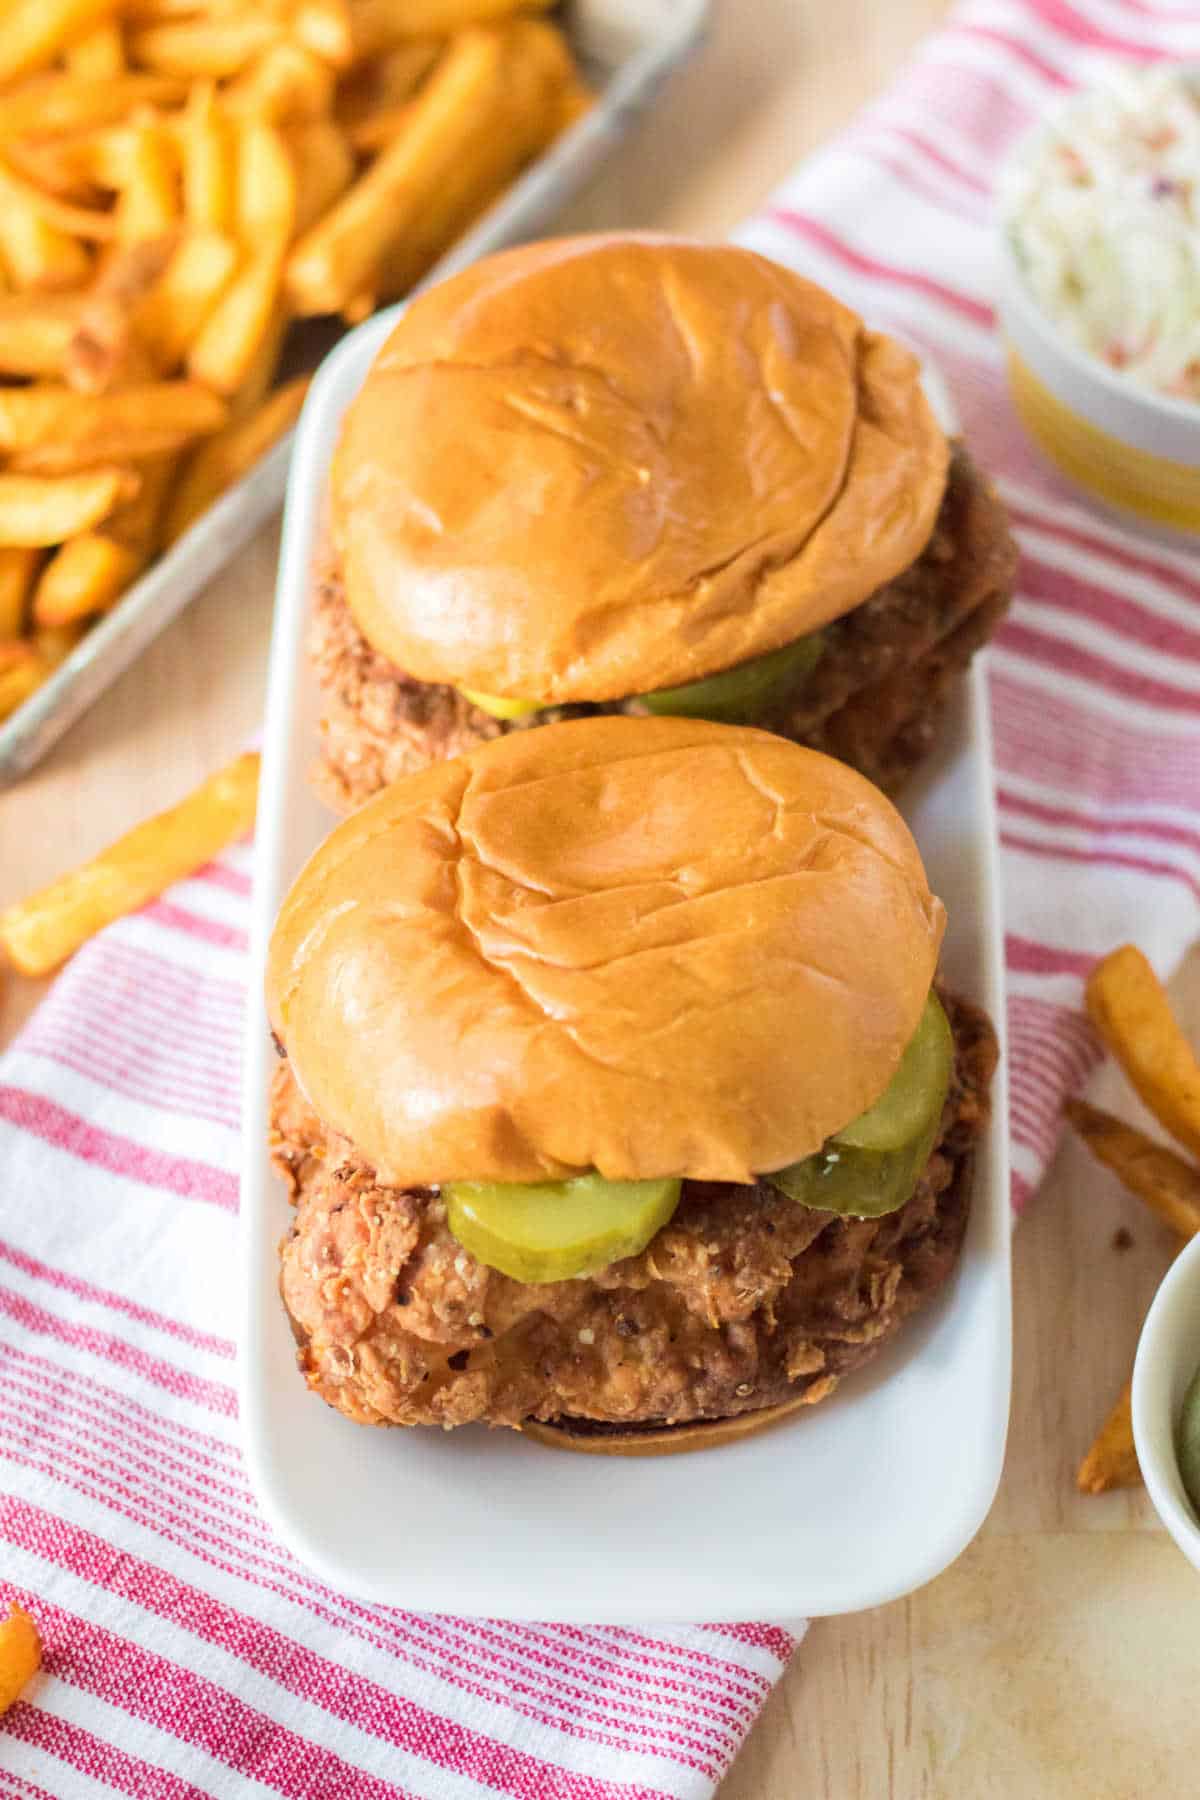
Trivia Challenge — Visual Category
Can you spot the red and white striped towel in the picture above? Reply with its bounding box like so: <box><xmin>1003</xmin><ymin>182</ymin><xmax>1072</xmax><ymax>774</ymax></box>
<box><xmin>3</xmin><ymin>1</ymin><xmax>1200</xmax><ymax>1793</ymax></box>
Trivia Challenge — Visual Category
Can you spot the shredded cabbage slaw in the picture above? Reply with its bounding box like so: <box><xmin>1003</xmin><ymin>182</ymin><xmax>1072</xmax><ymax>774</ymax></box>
<box><xmin>1003</xmin><ymin>64</ymin><xmax>1200</xmax><ymax>404</ymax></box>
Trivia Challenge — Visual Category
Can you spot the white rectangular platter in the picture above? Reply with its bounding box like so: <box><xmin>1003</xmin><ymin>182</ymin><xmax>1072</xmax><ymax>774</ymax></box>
<box><xmin>240</xmin><ymin>310</ymin><xmax>1012</xmax><ymax>1623</ymax></box>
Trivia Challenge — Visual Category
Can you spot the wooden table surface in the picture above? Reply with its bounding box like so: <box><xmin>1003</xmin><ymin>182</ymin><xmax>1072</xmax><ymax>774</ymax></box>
<box><xmin>4</xmin><ymin>3</ymin><xmax>1199</xmax><ymax>1794</ymax></box>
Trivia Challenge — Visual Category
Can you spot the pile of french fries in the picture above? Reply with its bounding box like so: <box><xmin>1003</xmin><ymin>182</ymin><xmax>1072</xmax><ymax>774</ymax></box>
<box><xmin>1068</xmin><ymin>945</ymin><xmax>1200</xmax><ymax>1494</ymax></box>
<box><xmin>0</xmin><ymin>0</ymin><xmax>589</xmax><ymax>727</ymax></box>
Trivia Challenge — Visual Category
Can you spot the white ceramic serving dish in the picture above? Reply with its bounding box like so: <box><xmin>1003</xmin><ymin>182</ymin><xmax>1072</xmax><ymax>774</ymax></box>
<box><xmin>239</xmin><ymin>309</ymin><xmax>1011</xmax><ymax>1622</ymax></box>
<box><xmin>1134</xmin><ymin>1232</ymin><xmax>1200</xmax><ymax>1574</ymax></box>
<box><xmin>0</xmin><ymin>0</ymin><xmax>711</xmax><ymax>786</ymax></box>
<box><xmin>995</xmin><ymin>72</ymin><xmax>1200</xmax><ymax>541</ymax></box>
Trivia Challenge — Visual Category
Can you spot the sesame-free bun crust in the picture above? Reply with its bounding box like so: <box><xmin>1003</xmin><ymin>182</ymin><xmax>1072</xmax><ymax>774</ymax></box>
<box><xmin>330</xmin><ymin>234</ymin><xmax>949</xmax><ymax>704</ymax></box>
<box><xmin>266</xmin><ymin>716</ymin><xmax>945</xmax><ymax>1186</ymax></box>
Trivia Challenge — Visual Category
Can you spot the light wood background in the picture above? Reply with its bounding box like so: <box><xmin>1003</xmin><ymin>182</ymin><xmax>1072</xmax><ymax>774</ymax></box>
<box><xmin>4</xmin><ymin>4</ymin><xmax>1199</xmax><ymax>1794</ymax></box>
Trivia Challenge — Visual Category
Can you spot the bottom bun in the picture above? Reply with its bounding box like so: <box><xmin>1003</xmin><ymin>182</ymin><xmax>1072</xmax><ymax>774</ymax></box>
<box><xmin>519</xmin><ymin>1378</ymin><xmax>840</xmax><ymax>1457</ymax></box>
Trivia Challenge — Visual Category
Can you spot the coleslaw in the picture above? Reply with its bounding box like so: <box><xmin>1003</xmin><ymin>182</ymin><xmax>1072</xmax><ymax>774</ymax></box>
<box><xmin>1002</xmin><ymin>64</ymin><xmax>1200</xmax><ymax>404</ymax></box>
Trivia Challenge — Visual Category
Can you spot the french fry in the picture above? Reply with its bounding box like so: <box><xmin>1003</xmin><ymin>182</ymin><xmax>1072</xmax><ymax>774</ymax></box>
<box><xmin>0</xmin><ymin>468</ymin><xmax>137</xmax><ymax>546</ymax></box>
<box><xmin>0</xmin><ymin>293</ymin><xmax>84</xmax><ymax>377</ymax></box>
<box><xmin>555</xmin><ymin>77</ymin><xmax>595</xmax><ymax>134</ymax></box>
<box><xmin>373</xmin><ymin>20</ymin><xmax>570</xmax><ymax>300</ymax></box>
<box><xmin>0</xmin><ymin>749</ymin><xmax>261</xmax><ymax>976</ymax></box>
<box><xmin>0</xmin><ymin>157</ymin><xmax>117</xmax><ymax>241</ymax></box>
<box><xmin>5</xmin><ymin>128</ymin><xmax>132</xmax><ymax>201</ymax></box>
<box><xmin>0</xmin><ymin>382</ymin><xmax>226</xmax><ymax>472</ymax></box>
<box><xmin>292</xmin><ymin>0</ymin><xmax>355</xmax><ymax>68</ymax></box>
<box><xmin>230</xmin><ymin>117</ymin><xmax>296</xmax><ymax>252</ymax></box>
<box><xmin>115</xmin><ymin>115</ymin><xmax>180</xmax><ymax>245</ymax></box>
<box><xmin>35</xmin><ymin>621</ymin><xmax>87</xmax><ymax>667</ymax></box>
<box><xmin>341</xmin><ymin>287</ymin><xmax>375</xmax><ymax>324</ymax></box>
<box><xmin>0</xmin><ymin>547</ymin><xmax>41</xmax><ymax>638</ymax></box>
<box><xmin>187</xmin><ymin>119</ymin><xmax>294</xmax><ymax>393</ymax></box>
<box><xmin>130</xmin><ymin>17</ymin><xmax>282</xmax><ymax>79</ymax></box>
<box><xmin>31</xmin><ymin>533</ymin><xmax>142</xmax><ymax>627</ymax></box>
<box><xmin>299</xmin><ymin>15</ymin><xmax>355</xmax><ymax>70</ymax></box>
<box><xmin>1087</xmin><ymin>945</ymin><xmax>1200</xmax><ymax>1162</ymax></box>
<box><xmin>0</xmin><ymin>174</ymin><xmax>92</xmax><ymax>291</ymax></box>
<box><xmin>0</xmin><ymin>643</ymin><xmax>49</xmax><ymax>721</ymax></box>
<box><xmin>0</xmin><ymin>75</ymin><xmax>187</xmax><ymax>144</ymax></box>
<box><xmin>123</xmin><ymin>0</ymin><xmax>235</xmax><ymax>16</ymax></box>
<box><xmin>133</xmin><ymin>228</ymin><xmax>238</xmax><ymax>367</ymax></box>
<box><xmin>66</xmin><ymin>232</ymin><xmax>178</xmax><ymax>391</ymax></box>
<box><xmin>3</xmin><ymin>137</ymin><xmax>89</xmax><ymax>203</ymax></box>
<box><xmin>181</xmin><ymin>86</ymin><xmax>236</xmax><ymax>231</ymax></box>
<box><xmin>346</xmin><ymin>99</ymin><xmax>414</xmax><ymax>152</ymax></box>
<box><xmin>1065</xmin><ymin>1099</ymin><xmax>1200</xmax><ymax>1241</ymax></box>
<box><xmin>0</xmin><ymin>1603</ymin><xmax>41</xmax><ymax>1715</ymax></box>
<box><xmin>287</xmin><ymin>118</ymin><xmax>355</xmax><ymax>238</ymax></box>
<box><xmin>334</xmin><ymin>37</ymin><xmax>439</xmax><ymax>129</ymax></box>
<box><xmin>0</xmin><ymin>0</ymin><xmax>115</xmax><ymax>86</ymax></box>
<box><xmin>374</xmin><ymin>140</ymin><xmax>537</xmax><ymax>301</ymax></box>
<box><xmin>166</xmin><ymin>375</ymin><xmax>309</xmax><ymax>541</ymax></box>
<box><xmin>348</xmin><ymin>0</ymin><xmax>551</xmax><ymax>58</ymax></box>
<box><xmin>223</xmin><ymin>40</ymin><xmax>336</xmax><ymax>123</ymax></box>
<box><xmin>287</xmin><ymin>23</ymin><xmax>563</xmax><ymax>315</ymax></box>
<box><xmin>90</xmin><ymin>231</ymin><xmax>179</xmax><ymax>303</ymax></box>
<box><xmin>104</xmin><ymin>451</ymin><xmax>177</xmax><ymax>553</ymax></box>
<box><xmin>66</xmin><ymin>19</ymin><xmax>126</xmax><ymax>78</ymax></box>
<box><xmin>1077</xmin><ymin>1380</ymin><xmax>1141</xmax><ymax>1495</ymax></box>
<box><xmin>33</xmin><ymin>450</ymin><xmax>176</xmax><ymax>624</ymax></box>
<box><xmin>227</xmin><ymin>301</ymin><xmax>288</xmax><ymax>417</ymax></box>
<box><xmin>187</xmin><ymin>253</ymin><xmax>285</xmax><ymax>395</ymax></box>
<box><xmin>286</xmin><ymin>30</ymin><xmax>483</xmax><ymax>311</ymax></box>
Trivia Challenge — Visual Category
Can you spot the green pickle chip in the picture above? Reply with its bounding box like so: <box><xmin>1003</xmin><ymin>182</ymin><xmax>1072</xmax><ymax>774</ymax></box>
<box><xmin>765</xmin><ymin>1116</ymin><xmax>942</xmax><ymax>1220</ymax></box>
<box><xmin>641</xmin><ymin>634</ymin><xmax>823</xmax><ymax>724</ymax></box>
<box><xmin>766</xmin><ymin>993</ymin><xmax>953</xmax><ymax>1219</ymax></box>
<box><xmin>1178</xmin><ymin>1361</ymin><xmax>1200</xmax><ymax>1519</ymax></box>
<box><xmin>455</xmin><ymin>634</ymin><xmax>823</xmax><ymax>731</ymax></box>
<box><xmin>444</xmin><ymin>1173</ymin><xmax>682</xmax><ymax>1285</ymax></box>
<box><xmin>836</xmin><ymin>992</ymin><xmax>954</xmax><ymax>1152</ymax></box>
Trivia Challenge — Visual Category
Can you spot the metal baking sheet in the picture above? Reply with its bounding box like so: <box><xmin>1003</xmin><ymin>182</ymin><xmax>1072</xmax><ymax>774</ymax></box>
<box><xmin>0</xmin><ymin>0</ymin><xmax>711</xmax><ymax>784</ymax></box>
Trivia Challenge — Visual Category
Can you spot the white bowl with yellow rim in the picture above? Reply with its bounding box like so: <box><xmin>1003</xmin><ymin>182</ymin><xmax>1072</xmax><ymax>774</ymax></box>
<box><xmin>996</xmin><ymin>73</ymin><xmax>1200</xmax><ymax>540</ymax></box>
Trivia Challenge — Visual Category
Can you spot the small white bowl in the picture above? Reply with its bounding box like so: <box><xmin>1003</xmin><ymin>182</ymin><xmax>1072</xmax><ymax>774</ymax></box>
<box><xmin>1133</xmin><ymin>1231</ymin><xmax>1200</xmax><ymax>1570</ymax></box>
<box><xmin>995</xmin><ymin>76</ymin><xmax>1200</xmax><ymax>541</ymax></box>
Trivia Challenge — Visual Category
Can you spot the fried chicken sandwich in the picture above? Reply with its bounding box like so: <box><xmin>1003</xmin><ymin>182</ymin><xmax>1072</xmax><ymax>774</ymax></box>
<box><xmin>312</xmin><ymin>233</ymin><xmax>1015</xmax><ymax>812</ymax></box>
<box><xmin>267</xmin><ymin>714</ymin><xmax>996</xmax><ymax>1451</ymax></box>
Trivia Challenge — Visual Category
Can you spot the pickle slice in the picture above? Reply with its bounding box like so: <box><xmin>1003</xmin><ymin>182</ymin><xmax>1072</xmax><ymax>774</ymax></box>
<box><xmin>444</xmin><ymin>1173</ymin><xmax>682</xmax><ymax>1285</ymax></box>
<box><xmin>459</xmin><ymin>687</ymin><xmax>543</xmax><ymax>721</ymax></box>
<box><xmin>765</xmin><ymin>993</ymin><xmax>953</xmax><ymax>1219</ymax></box>
<box><xmin>835</xmin><ymin>993</ymin><xmax>953</xmax><ymax>1153</ymax></box>
<box><xmin>765</xmin><ymin>1114</ymin><xmax>942</xmax><ymax>1220</ymax></box>
<box><xmin>459</xmin><ymin>634</ymin><xmax>823</xmax><ymax>726</ymax></box>
<box><xmin>640</xmin><ymin>633</ymin><xmax>823</xmax><ymax>724</ymax></box>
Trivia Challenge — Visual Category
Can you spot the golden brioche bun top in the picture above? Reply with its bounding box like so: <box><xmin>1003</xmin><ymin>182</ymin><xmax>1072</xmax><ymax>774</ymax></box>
<box><xmin>329</xmin><ymin>234</ymin><xmax>948</xmax><ymax>704</ymax></box>
<box><xmin>266</xmin><ymin>716</ymin><xmax>945</xmax><ymax>1186</ymax></box>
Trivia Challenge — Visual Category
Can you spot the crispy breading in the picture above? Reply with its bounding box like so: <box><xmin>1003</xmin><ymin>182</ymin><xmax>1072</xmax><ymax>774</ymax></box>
<box><xmin>274</xmin><ymin>992</ymin><xmax>996</xmax><ymax>1432</ymax></box>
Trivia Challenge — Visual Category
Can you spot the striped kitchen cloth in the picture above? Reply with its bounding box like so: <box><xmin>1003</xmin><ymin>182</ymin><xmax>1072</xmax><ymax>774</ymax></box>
<box><xmin>2</xmin><ymin>0</ymin><xmax>1200</xmax><ymax>1793</ymax></box>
